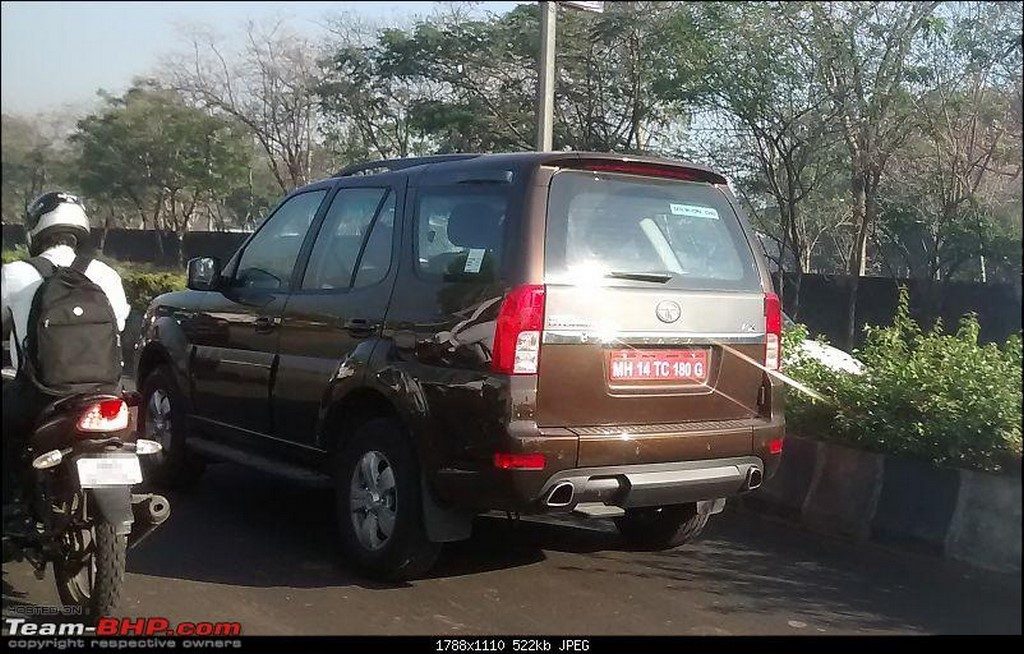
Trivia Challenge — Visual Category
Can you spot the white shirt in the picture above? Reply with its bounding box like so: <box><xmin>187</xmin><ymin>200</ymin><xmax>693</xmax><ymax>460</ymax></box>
<box><xmin>1</xmin><ymin>245</ymin><xmax>130</xmax><ymax>371</ymax></box>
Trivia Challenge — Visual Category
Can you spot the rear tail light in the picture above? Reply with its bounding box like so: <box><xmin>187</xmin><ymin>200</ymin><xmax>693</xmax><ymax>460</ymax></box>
<box><xmin>491</xmin><ymin>284</ymin><xmax>546</xmax><ymax>374</ymax></box>
<box><xmin>768</xmin><ymin>437</ymin><xmax>784</xmax><ymax>455</ymax></box>
<box><xmin>764</xmin><ymin>292</ymin><xmax>782</xmax><ymax>371</ymax></box>
<box><xmin>77</xmin><ymin>398</ymin><xmax>129</xmax><ymax>433</ymax></box>
<box><xmin>493</xmin><ymin>452</ymin><xmax>547</xmax><ymax>470</ymax></box>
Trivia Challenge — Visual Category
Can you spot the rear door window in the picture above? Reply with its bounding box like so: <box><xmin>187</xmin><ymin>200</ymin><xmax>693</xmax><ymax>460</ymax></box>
<box><xmin>545</xmin><ymin>171</ymin><xmax>760</xmax><ymax>291</ymax></box>
<box><xmin>301</xmin><ymin>187</ymin><xmax>389</xmax><ymax>291</ymax></box>
<box><xmin>415</xmin><ymin>187</ymin><xmax>508</xmax><ymax>281</ymax></box>
<box><xmin>353</xmin><ymin>193</ymin><xmax>396</xmax><ymax>289</ymax></box>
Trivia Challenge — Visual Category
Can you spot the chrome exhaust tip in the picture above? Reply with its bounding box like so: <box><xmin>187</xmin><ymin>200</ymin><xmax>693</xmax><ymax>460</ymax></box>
<box><xmin>545</xmin><ymin>481</ymin><xmax>575</xmax><ymax>507</ymax></box>
<box><xmin>746</xmin><ymin>467</ymin><xmax>763</xmax><ymax>491</ymax></box>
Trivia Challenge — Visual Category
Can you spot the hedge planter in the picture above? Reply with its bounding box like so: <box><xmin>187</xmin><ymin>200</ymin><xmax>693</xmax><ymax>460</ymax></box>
<box><xmin>749</xmin><ymin>436</ymin><xmax>819</xmax><ymax>519</ymax></box>
<box><xmin>871</xmin><ymin>455</ymin><xmax>961</xmax><ymax>554</ymax></box>
<box><xmin>946</xmin><ymin>469</ymin><xmax>1023</xmax><ymax>572</ymax></box>
<box><xmin>801</xmin><ymin>440</ymin><xmax>884</xmax><ymax>540</ymax></box>
<box><xmin>748</xmin><ymin>435</ymin><xmax>1021</xmax><ymax>574</ymax></box>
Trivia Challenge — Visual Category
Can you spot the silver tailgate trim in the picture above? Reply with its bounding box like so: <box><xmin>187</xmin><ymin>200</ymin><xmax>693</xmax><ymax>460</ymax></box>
<box><xmin>543</xmin><ymin>330</ymin><xmax>765</xmax><ymax>345</ymax></box>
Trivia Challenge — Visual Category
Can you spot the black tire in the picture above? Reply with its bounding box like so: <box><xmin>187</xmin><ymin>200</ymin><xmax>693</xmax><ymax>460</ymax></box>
<box><xmin>54</xmin><ymin>523</ymin><xmax>126</xmax><ymax>619</ymax></box>
<box><xmin>139</xmin><ymin>365</ymin><xmax>205</xmax><ymax>488</ymax></box>
<box><xmin>335</xmin><ymin>418</ymin><xmax>440</xmax><ymax>581</ymax></box>
<box><xmin>613</xmin><ymin>503</ymin><xmax>710</xmax><ymax>551</ymax></box>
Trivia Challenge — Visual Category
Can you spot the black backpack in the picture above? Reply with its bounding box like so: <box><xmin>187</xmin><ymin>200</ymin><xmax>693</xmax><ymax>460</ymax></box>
<box><xmin>19</xmin><ymin>255</ymin><xmax>122</xmax><ymax>395</ymax></box>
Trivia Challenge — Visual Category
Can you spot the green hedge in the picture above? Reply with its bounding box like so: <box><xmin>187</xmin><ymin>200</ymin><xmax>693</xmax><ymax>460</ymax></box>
<box><xmin>2</xmin><ymin>249</ymin><xmax>185</xmax><ymax>311</ymax></box>
<box><xmin>783</xmin><ymin>288</ymin><xmax>1022</xmax><ymax>474</ymax></box>
<box><xmin>2</xmin><ymin>246</ymin><xmax>28</xmax><ymax>264</ymax></box>
<box><xmin>120</xmin><ymin>269</ymin><xmax>186</xmax><ymax>311</ymax></box>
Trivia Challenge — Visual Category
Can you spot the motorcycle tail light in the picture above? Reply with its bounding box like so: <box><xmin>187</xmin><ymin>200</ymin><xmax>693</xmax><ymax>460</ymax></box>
<box><xmin>77</xmin><ymin>399</ymin><xmax>129</xmax><ymax>433</ymax></box>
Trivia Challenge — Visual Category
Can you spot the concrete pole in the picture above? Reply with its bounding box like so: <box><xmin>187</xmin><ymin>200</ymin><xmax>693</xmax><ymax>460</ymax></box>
<box><xmin>535</xmin><ymin>1</ymin><xmax>556</xmax><ymax>151</ymax></box>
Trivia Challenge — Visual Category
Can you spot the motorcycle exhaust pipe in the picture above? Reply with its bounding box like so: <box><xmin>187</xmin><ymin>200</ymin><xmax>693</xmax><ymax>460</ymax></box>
<box><xmin>128</xmin><ymin>493</ymin><xmax>170</xmax><ymax>550</ymax></box>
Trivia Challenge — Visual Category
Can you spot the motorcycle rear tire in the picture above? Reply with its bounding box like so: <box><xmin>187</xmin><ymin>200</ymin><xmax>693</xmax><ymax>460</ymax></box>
<box><xmin>54</xmin><ymin>522</ymin><xmax>126</xmax><ymax>620</ymax></box>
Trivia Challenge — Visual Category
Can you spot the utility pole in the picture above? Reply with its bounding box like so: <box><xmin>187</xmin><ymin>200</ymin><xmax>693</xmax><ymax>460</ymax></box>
<box><xmin>535</xmin><ymin>1</ymin><xmax>557</xmax><ymax>151</ymax></box>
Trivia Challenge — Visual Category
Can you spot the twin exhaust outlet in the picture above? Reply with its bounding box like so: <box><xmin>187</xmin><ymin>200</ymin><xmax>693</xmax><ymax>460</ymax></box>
<box><xmin>542</xmin><ymin>466</ymin><xmax>764</xmax><ymax>508</ymax></box>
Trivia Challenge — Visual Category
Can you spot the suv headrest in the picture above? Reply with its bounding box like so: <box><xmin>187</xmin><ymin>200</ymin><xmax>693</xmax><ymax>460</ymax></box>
<box><xmin>446</xmin><ymin>202</ymin><xmax>503</xmax><ymax>250</ymax></box>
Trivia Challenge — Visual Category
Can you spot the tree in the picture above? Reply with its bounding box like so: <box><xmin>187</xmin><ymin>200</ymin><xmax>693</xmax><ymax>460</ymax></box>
<box><xmin>881</xmin><ymin>2</ymin><xmax>1023</xmax><ymax>283</ymax></box>
<box><xmin>1</xmin><ymin>113</ymin><xmax>71</xmax><ymax>225</ymax></box>
<box><xmin>686</xmin><ymin>2</ymin><xmax>841</xmax><ymax>315</ymax></box>
<box><xmin>797</xmin><ymin>1</ymin><xmax>941</xmax><ymax>344</ymax></box>
<box><xmin>318</xmin><ymin>13</ymin><xmax>437</xmax><ymax>160</ymax></box>
<box><xmin>71</xmin><ymin>82</ymin><xmax>252</xmax><ymax>261</ymax></box>
<box><xmin>168</xmin><ymin>20</ymin><xmax>326</xmax><ymax>192</ymax></box>
<box><xmin>318</xmin><ymin>2</ymin><xmax>700</xmax><ymax>155</ymax></box>
<box><xmin>555</xmin><ymin>1</ymin><xmax>697</xmax><ymax>152</ymax></box>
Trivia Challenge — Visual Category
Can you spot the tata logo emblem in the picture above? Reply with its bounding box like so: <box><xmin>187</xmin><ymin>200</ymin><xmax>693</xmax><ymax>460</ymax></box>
<box><xmin>655</xmin><ymin>300</ymin><xmax>681</xmax><ymax>324</ymax></box>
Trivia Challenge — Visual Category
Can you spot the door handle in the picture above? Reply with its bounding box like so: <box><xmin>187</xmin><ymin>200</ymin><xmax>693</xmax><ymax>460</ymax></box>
<box><xmin>254</xmin><ymin>316</ymin><xmax>278</xmax><ymax>333</ymax></box>
<box><xmin>343</xmin><ymin>318</ymin><xmax>378</xmax><ymax>337</ymax></box>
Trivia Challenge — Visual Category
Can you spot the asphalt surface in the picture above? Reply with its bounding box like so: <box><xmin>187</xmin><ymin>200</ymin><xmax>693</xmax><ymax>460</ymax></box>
<box><xmin>3</xmin><ymin>463</ymin><xmax>1021</xmax><ymax>635</ymax></box>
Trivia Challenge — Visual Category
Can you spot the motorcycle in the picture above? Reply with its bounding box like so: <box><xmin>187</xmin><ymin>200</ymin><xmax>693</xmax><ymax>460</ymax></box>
<box><xmin>2</xmin><ymin>367</ymin><xmax>170</xmax><ymax>619</ymax></box>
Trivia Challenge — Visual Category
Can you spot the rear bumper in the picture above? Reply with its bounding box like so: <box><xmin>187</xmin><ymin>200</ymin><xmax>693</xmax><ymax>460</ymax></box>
<box><xmin>537</xmin><ymin>456</ymin><xmax>764</xmax><ymax>510</ymax></box>
<box><xmin>432</xmin><ymin>416</ymin><xmax>784</xmax><ymax>512</ymax></box>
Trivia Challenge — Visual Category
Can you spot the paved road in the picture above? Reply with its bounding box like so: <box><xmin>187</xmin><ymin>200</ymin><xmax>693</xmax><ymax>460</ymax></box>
<box><xmin>3</xmin><ymin>463</ymin><xmax>1020</xmax><ymax>635</ymax></box>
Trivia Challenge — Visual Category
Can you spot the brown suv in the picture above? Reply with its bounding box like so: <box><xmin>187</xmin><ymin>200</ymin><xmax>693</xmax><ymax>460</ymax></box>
<box><xmin>135</xmin><ymin>152</ymin><xmax>785</xmax><ymax>579</ymax></box>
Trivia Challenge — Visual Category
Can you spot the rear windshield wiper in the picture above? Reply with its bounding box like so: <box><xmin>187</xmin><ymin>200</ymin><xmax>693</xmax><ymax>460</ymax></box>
<box><xmin>605</xmin><ymin>271</ymin><xmax>674</xmax><ymax>283</ymax></box>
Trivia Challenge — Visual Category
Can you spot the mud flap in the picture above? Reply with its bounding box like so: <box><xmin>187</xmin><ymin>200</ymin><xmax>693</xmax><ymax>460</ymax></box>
<box><xmin>421</xmin><ymin>474</ymin><xmax>473</xmax><ymax>543</ymax></box>
<box><xmin>87</xmin><ymin>486</ymin><xmax>134</xmax><ymax>536</ymax></box>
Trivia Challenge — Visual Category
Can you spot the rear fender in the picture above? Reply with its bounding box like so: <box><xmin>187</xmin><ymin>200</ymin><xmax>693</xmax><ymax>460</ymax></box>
<box><xmin>87</xmin><ymin>486</ymin><xmax>134</xmax><ymax>536</ymax></box>
<box><xmin>318</xmin><ymin>348</ymin><xmax>474</xmax><ymax>544</ymax></box>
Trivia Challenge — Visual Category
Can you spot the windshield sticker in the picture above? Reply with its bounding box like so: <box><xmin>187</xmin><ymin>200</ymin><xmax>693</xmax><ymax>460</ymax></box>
<box><xmin>464</xmin><ymin>248</ymin><xmax>486</xmax><ymax>273</ymax></box>
<box><xmin>670</xmin><ymin>203</ymin><xmax>719</xmax><ymax>220</ymax></box>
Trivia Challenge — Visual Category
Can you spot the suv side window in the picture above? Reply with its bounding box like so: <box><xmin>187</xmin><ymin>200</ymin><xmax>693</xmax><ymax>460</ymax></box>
<box><xmin>415</xmin><ymin>187</ymin><xmax>508</xmax><ymax>281</ymax></box>
<box><xmin>301</xmin><ymin>188</ymin><xmax>391</xmax><ymax>291</ymax></box>
<box><xmin>233</xmin><ymin>190</ymin><xmax>327</xmax><ymax>290</ymax></box>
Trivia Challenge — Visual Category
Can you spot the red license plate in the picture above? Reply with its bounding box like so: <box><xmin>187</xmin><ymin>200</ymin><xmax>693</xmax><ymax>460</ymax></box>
<box><xmin>606</xmin><ymin>349</ymin><xmax>710</xmax><ymax>383</ymax></box>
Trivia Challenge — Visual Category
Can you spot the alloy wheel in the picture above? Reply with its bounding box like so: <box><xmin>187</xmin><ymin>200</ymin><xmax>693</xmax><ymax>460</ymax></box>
<box><xmin>146</xmin><ymin>389</ymin><xmax>173</xmax><ymax>453</ymax></box>
<box><xmin>349</xmin><ymin>450</ymin><xmax>397</xmax><ymax>551</ymax></box>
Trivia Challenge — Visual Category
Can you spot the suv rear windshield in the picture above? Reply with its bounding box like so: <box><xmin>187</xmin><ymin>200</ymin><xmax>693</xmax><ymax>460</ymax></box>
<box><xmin>545</xmin><ymin>170</ymin><xmax>761</xmax><ymax>291</ymax></box>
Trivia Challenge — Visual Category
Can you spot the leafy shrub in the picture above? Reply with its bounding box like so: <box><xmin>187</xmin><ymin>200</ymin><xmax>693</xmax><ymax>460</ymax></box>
<box><xmin>2</xmin><ymin>247</ymin><xmax>29</xmax><ymax>264</ymax></box>
<box><xmin>120</xmin><ymin>270</ymin><xmax>186</xmax><ymax>311</ymax></box>
<box><xmin>784</xmin><ymin>288</ymin><xmax>1022</xmax><ymax>474</ymax></box>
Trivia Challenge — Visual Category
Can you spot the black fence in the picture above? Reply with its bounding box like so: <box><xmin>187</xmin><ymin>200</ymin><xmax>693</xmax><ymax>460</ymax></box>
<box><xmin>778</xmin><ymin>272</ymin><xmax>1022</xmax><ymax>347</ymax></box>
<box><xmin>3</xmin><ymin>224</ymin><xmax>1020</xmax><ymax>347</ymax></box>
<box><xmin>2</xmin><ymin>224</ymin><xmax>248</xmax><ymax>265</ymax></box>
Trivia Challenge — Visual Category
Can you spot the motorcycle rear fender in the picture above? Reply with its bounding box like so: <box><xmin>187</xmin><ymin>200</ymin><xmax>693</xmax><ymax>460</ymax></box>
<box><xmin>87</xmin><ymin>486</ymin><xmax>134</xmax><ymax>536</ymax></box>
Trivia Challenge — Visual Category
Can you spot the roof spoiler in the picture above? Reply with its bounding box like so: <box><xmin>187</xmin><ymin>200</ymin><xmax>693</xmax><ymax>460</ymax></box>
<box><xmin>549</xmin><ymin>157</ymin><xmax>728</xmax><ymax>185</ymax></box>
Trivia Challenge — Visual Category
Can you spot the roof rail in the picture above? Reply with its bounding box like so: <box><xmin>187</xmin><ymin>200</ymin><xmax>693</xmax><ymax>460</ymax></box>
<box><xmin>334</xmin><ymin>154</ymin><xmax>480</xmax><ymax>177</ymax></box>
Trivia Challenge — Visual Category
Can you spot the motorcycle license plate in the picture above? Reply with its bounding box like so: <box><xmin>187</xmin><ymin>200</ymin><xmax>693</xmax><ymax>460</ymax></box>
<box><xmin>77</xmin><ymin>456</ymin><xmax>142</xmax><ymax>488</ymax></box>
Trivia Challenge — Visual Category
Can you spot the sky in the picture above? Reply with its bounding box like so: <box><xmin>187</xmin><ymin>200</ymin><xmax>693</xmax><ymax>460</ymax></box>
<box><xmin>1</xmin><ymin>1</ymin><xmax>520</xmax><ymax>115</ymax></box>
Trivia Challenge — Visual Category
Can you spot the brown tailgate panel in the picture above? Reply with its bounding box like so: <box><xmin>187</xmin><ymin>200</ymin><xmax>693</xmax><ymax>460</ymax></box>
<box><xmin>535</xmin><ymin>342</ymin><xmax>764</xmax><ymax>427</ymax></box>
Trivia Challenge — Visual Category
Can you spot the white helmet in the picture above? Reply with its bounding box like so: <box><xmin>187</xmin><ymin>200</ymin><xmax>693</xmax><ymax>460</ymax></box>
<box><xmin>25</xmin><ymin>191</ymin><xmax>90</xmax><ymax>256</ymax></box>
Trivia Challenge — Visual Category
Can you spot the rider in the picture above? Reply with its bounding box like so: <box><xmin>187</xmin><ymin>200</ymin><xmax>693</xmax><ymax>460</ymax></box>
<box><xmin>2</xmin><ymin>192</ymin><xmax>130</xmax><ymax>531</ymax></box>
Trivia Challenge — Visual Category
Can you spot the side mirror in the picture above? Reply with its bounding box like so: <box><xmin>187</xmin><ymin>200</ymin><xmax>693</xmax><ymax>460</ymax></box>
<box><xmin>187</xmin><ymin>257</ymin><xmax>222</xmax><ymax>291</ymax></box>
